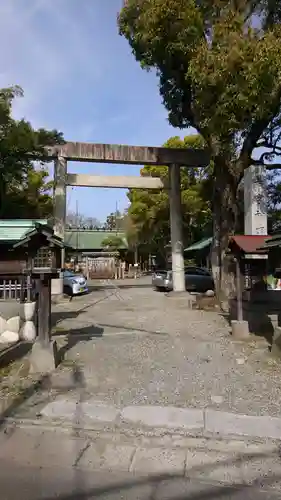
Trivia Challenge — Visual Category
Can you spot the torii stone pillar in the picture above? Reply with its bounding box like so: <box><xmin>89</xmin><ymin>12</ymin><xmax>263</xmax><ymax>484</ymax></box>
<box><xmin>169</xmin><ymin>164</ymin><xmax>185</xmax><ymax>292</ymax></box>
<box><xmin>244</xmin><ymin>165</ymin><xmax>267</xmax><ymax>235</ymax></box>
<box><xmin>52</xmin><ymin>156</ymin><xmax>67</xmax><ymax>296</ymax></box>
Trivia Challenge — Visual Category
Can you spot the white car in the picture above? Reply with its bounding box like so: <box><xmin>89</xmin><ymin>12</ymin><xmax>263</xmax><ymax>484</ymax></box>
<box><xmin>63</xmin><ymin>270</ymin><xmax>88</xmax><ymax>296</ymax></box>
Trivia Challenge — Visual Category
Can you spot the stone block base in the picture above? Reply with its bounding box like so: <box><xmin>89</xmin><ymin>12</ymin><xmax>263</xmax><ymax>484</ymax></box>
<box><xmin>29</xmin><ymin>340</ymin><xmax>58</xmax><ymax>374</ymax></box>
<box><xmin>231</xmin><ymin>320</ymin><xmax>250</xmax><ymax>340</ymax></box>
<box><xmin>271</xmin><ymin>327</ymin><xmax>281</xmax><ymax>358</ymax></box>
<box><xmin>165</xmin><ymin>291</ymin><xmax>194</xmax><ymax>308</ymax></box>
<box><xmin>51</xmin><ymin>278</ymin><xmax>63</xmax><ymax>296</ymax></box>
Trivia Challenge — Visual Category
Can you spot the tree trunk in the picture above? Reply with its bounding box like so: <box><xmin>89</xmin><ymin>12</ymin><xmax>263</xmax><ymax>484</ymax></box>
<box><xmin>211</xmin><ymin>160</ymin><xmax>240</xmax><ymax>308</ymax></box>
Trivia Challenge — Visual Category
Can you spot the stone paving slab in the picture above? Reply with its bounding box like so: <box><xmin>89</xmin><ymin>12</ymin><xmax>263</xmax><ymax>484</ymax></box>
<box><xmin>121</xmin><ymin>405</ymin><xmax>204</xmax><ymax>431</ymax></box>
<box><xmin>1</xmin><ymin>425</ymin><xmax>281</xmax><ymax>491</ymax></box>
<box><xmin>2</xmin><ymin>463</ymin><xmax>280</xmax><ymax>500</ymax></box>
<box><xmin>41</xmin><ymin>400</ymin><xmax>120</xmax><ymax>423</ymax></box>
<box><xmin>0</xmin><ymin>427</ymin><xmax>88</xmax><ymax>467</ymax></box>
<box><xmin>184</xmin><ymin>449</ymin><xmax>244</xmax><ymax>484</ymax></box>
<box><xmin>205</xmin><ymin>409</ymin><xmax>281</xmax><ymax>440</ymax></box>
<box><xmin>37</xmin><ymin>399</ymin><xmax>281</xmax><ymax>441</ymax></box>
<box><xmin>78</xmin><ymin>443</ymin><xmax>136</xmax><ymax>471</ymax></box>
<box><xmin>130</xmin><ymin>447</ymin><xmax>186</xmax><ymax>474</ymax></box>
<box><xmin>2</xmin><ymin>425</ymin><xmax>281</xmax><ymax>492</ymax></box>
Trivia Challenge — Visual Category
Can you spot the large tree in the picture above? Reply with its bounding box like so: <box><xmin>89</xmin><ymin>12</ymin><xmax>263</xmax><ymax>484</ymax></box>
<box><xmin>0</xmin><ymin>85</ymin><xmax>64</xmax><ymax>218</ymax></box>
<box><xmin>118</xmin><ymin>0</ymin><xmax>281</xmax><ymax>294</ymax></box>
<box><xmin>104</xmin><ymin>210</ymin><xmax>126</xmax><ymax>231</ymax></box>
<box><xmin>127</xmin><ymin>135</ymin><xmax>212</xmax><ymax>261</ymax></box>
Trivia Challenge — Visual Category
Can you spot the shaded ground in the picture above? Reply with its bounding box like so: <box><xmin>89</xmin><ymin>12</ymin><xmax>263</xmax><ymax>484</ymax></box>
<box><xmin>1</xmin><ymin>424</ymin><xmax>281</xmax><ymax>497</ymax></box>
<box><xmin>11</xmin><ymin>276</ymin><xmax>279</xmax><ymax>418</ymax></box>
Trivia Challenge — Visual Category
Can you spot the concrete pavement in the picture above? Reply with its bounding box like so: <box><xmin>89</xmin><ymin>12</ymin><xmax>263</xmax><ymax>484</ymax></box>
<box><xmin>0</xmin><ymin>462</ymin><xmax>280</xmax><ymax>499</ymax></box>
<box><xmin>1</xmin><ymin>424</ymin><xmax>281</xmax><ymax>496</ymax></box>
<box><xmin>2</xmin><ymin>280</ymin><xmax>281</xmax><ymax>497</ymax></box>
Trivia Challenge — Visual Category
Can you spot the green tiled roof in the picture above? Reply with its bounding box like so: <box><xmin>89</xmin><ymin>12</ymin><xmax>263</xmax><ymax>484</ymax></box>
<box><xmin>0</xmin><ymin>219</ymin><xmax>49</xmax><ymax>242</ymax></box>
<box><xmin>64</xmin><ymin>230</ymin><xmax>127</xmax><ymax>250</ymax></box>
<box><xmin>184</xmin><ymin>237</ymin><xmax>213</xmax><ymax>253</ymax></box>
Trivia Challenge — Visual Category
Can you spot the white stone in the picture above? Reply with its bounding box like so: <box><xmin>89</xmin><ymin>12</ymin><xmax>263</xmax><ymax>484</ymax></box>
<box><xmin>6</xmin><ymin>316</ymin><xmax>20</xmax><ymax>333</ymax></box>
<box><xmin>20</xmin><ymin>321</ymin><xmax>36</xmax><ymax>341</ymax></box>
<box><xmin>236</xmin><ymin>358</ymin><xmax>246</xmax><ymax>365</ymax></box>
<box><xmin>0</xmin><ymin>331</ymin><xmax>19</xmax><ymax>343</ymax></box>
<box><xmin>0</xmin><ymin>316</ymin><xmax>7</xmax><ymax>335</ymax></box>
<box><xmin>211</xmin><ymin>395</ymin><xmax>223</xmax><ymax>404</ymax></box>
<box><xmin>205</xmin><ymin>289</ymin><xmax>215</xmax><ymax>297</ymax></box>
<box><xmin>21</xmin><ymin>301</ymin><xmax>36</xmax><ymax>321</ymax></box>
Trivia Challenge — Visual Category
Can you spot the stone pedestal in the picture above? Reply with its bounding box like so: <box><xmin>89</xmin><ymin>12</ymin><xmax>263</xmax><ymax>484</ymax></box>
<box><xmin>166</xmin><ymin>291</ymin><xmax>194</xmax><ymax>308</ymax></box>
<box><xmin>51</xmin><ymin>277</ymin><xmax>63</xmax><ymax>297</ymax></box>
<box><xmin>271</xmin><ymin>327</ymin><xmax>281</xmax><ymax>358</ymax></box>
<box><xmin>29</xmin><ymin>340</ymin><xmax>58</xmax><ymax>373</ymax></box>
<box><xmin>231</xmin><ymin>320</ymin><xmax>250</xmax><ymax>340</ymax></box>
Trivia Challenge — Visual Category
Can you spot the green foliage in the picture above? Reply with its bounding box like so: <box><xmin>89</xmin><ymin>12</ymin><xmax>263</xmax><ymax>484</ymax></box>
<box><xmin>4</xmin><ymin>168</ymin><xmax>54</xmax><ymax>219</ymax></box>
<box><xmin>119</xmin><ymin>2</ymin><xmax>281</xmax><ymax>163</ymax></box>
<box><xmin>101</xmin><ymin>235</ymin><xmax>125</xmax><ymax>250</ymax></box>
<box><xmin>127</xmin><ymin>135</ymin><xmax>212</xmax><ymax>257</ymax></box>
<box><xmin>118</xmin><ymin>2</ymin><xmax>281</xmax><ymax>206</ymax></box>
<box><xmin>0</xmin><ymin>85</ymin><xmax>64</xmax><ymax>218</ymax></box>
<box><xmin>119</xmin><ymin>1</ymin><xmax>281</xmax><ymax>290</ymax></box>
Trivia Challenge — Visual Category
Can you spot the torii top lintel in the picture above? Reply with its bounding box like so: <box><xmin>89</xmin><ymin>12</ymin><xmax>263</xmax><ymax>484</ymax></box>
<box><xmin>48</xmin><ymin>142</ymin><xmax>210</xmax><ymax>167</ymax></box>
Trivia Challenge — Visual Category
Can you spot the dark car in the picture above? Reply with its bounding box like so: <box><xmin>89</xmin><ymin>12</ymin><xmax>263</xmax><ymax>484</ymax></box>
<box><xmin>152</xmin><ymin>266</ymin><xmax>214</xmax><ymax>293</ymax></box>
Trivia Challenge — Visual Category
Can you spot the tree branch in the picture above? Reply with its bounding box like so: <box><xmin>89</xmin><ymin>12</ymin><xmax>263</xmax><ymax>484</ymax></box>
<box><xmin>239</xmin><ymin>87</ymin><xmax>281</xmax><ymax>169</ymax></box>
<box><xmin>251</xmin><ymin>157</ymin><xmax>281</xmax><ymax>170</ymax></box>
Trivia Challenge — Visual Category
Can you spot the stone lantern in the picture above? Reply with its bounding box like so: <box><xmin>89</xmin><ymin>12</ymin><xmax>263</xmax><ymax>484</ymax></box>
<box><xmin>13</xmin><ymin>223</ymin><xmax>64</xmax><ymax>372</ymax></box>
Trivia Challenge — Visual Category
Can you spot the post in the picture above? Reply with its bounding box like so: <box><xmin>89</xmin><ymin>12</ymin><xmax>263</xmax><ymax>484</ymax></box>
<box><xmin>231</xmin><ymin>257</ymin><xmax>249</xmax><ymax>339</ymax></box>
<box><xmin>38</xmin><ymin>277</ymin><xmax>51</xmax><ymax>347</ymax></box>
<box><xmin>30</xmin><ymin>275</ymin><xmax>57</xmax><ymax>373</ymax></box>
<box><xmin>169</xmin><ymin>164</ymin><xmax>185</xmax><ymax>292</ymax></box>
<box><xmin>235</xmin><ymin>258</ymin><xmax>243</xmax><ymax>321</ymax></box>
<box><xmin>53</xmin><ymin>156</ymin><xmax>67</xmax><ymax>297</ymax></box>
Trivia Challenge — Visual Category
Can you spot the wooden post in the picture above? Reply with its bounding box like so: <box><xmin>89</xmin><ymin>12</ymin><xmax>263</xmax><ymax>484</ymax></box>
<box><xmin>20</xmin><ymin>274</ymin><xmax>25</xmax><ymax>303</ymax></box>
<box><xmin>235</xmin><ymin>257</ymin><xmax>243</xmax><ymax>322</ymax></box>
<box><xmin>37</xmin><ymin>276</ymin><xmax>51</xmax><ymax>347</ymax></box>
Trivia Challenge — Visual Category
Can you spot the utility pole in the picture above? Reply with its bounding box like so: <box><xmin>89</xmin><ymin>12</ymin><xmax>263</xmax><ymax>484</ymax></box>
<box><xmin>76</xmin><ymin>200</ymin><xmax>79</xmax><ymax>264</ymax></box>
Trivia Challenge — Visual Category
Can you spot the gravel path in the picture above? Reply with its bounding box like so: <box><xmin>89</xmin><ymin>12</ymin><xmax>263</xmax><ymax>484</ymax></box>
<box><xmin>30</xmin><ymin>278</ymin><xmax>281</xmax><ymax>418</ymax></box>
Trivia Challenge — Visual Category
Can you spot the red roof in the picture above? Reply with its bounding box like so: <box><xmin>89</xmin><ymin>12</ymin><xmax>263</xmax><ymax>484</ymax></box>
<box><xmin>230</xmin><ymin>235</ymin><xmax>271</xmax><ymax>253</ymax></box>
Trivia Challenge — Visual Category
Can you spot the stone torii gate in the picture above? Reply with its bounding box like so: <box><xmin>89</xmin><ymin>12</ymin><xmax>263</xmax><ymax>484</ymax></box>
<box><xmin>49</xmin><ymin>142</ymin><xmax>210</xmax><ymax>295</ymax></box>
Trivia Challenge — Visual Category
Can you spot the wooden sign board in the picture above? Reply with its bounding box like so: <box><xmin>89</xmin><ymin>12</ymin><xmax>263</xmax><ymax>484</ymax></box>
<box><xmin>0</xmin><ymin>260</ymin><xmax>26</xmax><ymax>275</ymax></box>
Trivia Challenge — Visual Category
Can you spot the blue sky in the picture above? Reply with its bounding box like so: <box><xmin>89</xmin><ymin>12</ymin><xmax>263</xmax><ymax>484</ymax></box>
<box><xmin>0</xmin><ymin>0</ymin><xmax>189</xmax><ymax>223</ymax></box>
